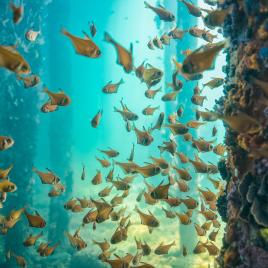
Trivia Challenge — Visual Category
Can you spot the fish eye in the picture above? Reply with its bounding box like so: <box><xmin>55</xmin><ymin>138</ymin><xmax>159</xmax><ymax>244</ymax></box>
<box><xmin>96</xmin><ymin>50</ymin><xmax>101</xmax><ymax>56</ymax></box>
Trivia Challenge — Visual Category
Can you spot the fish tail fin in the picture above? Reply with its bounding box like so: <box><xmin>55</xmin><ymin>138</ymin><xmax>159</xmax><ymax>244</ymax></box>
<box><xmin>158</xmin><ymin>146</ymin><xmax>165</xmax><ymax>154</ymax></box>
<box><xmin>60</xmin><ymin>27</ymin><xmax>70</xmax><ymax>37</ymax></box>
<box><xmin>113</xmin><ymin>106</ymin><xmax>119</xmax><ymax>113</ymax></box>
<box><xmin>144</xmin><ymin>1</ymin><xmax>151</xmax><ymax>8</ymax></box>
<box><xmin>119</xmin><ymin>78</ymin><xmax>124</xmax><ymax>84</ymax></box>
<box><xmin>104</xmin><ymin>32</ymin><xmax>113</xmax><ymax>43</ymax></box>
<box><xmin>171</xmin><ymin>241</ymin><xmax>176</xmax><ymax>246</ymax></box>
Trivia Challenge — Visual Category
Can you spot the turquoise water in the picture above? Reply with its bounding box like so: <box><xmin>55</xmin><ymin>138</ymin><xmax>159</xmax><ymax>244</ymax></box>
<box><xmin>0</xmin><ymin>0</ymin><xmax>226</xmax><ymax>267</ymax></box>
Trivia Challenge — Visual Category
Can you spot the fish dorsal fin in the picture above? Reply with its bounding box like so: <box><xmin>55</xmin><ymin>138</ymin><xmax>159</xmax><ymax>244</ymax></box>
<box><xmin>4</xmin><ymin>45</ymin><xmax>19</xmax><ymax>55</ymax></box>
<box><xmin>130</xmin><ymin>43</ymin><xmax>133</xmax><ymax>54</ymax></box>
<box><xmin>35</xmin><ymin>210</ymin><xmax>40</xmax><ymax>216</ymax></box>
<box><xmin>82</xmin><ymin>31</ymin><xmax>91</xmax><ymax>40</ymax></box>
<box><xmin>107</xmin><ymin>80</ymin><xmax>112</xmax><ymax>85</ymax></box>
<box><xmin>158</xmin><ymin>4</ymin><xmax>165</xmax><ymax>9</ymax></box>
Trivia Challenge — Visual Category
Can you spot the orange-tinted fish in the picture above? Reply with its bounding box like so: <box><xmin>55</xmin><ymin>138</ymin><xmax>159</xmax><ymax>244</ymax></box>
<box><xmin>92</xmin><ymin>239</ymin><xmax>110</xmax><ymax>252</ymax></box>
<box><xmin>134</xmin><ymin>163</ymin><xmax>160</xmax><ymax>178</ymax></box>
<box><xmin>144</xmin><ymin>1</ymin><xmax>175</xmax><ymax>21</ymax></box>
<box><xmin>24</xmin><ymin>210</ymin><xmax>46</xmax><ymax>228</ymax></box>
<box><xmin>17</xmin><ymin>74</ymin><xmax>40</xmax><ymax>88</ymax></box>
<box><xmin>104</xmin><ymin>32</ymin><xmax>133</xmax><ymax>73</ymax></box>
<box><xmin>154</xmin><ymin>241</ymin><xmax>175</xmax><ymax>255</ymax></box>
<box><xmin>203</xmin><ymin>78</ymin><xmax>224</xmax><ymax>89</ymax></box>
<box><xmin>179</xmin><ymin>0</ymin><xmax>202</xmax><ymax>17</ymax></box>
<box><xmin>134</xmin><ymin>126</ymin><xmax>154</xmax><ymax>146</ymax></box>
<box><xmin>169</xmin><ymin>27</ymin><xmax>187</xmax><ymax>40</ymax></box>
<box><xmin>32</xmin><ymin>167</ymin><xmax>60</xmax><ymax>185</ymax></box>
<box><xmin>141</xmin><ymin>240</ymin><xmax>151</xmax><ymax>256</ymax></box>
<box><xmin>183</xmin><ymin>133</ymin><xmax>192</xmax><ymax>141</ymax></box>
<box><xmin>198</xmin><ymin>187</ymin><xmax>217</xmax><ymax>202</ymax></box>
<box><xmin>209</xmin><ymin>229</ymin><xmax>219</xmax><ymax>241</ymax></box>
<box><xmin>65</xmin><ymin>228</ymin><xmax>87</xmax><ymax>251</ymax></box>
<box><xmin>182</xmin><ymin>41</ymin><xmax>225</xmax><ymax>74</ymax></box>
<box><xmin>213</xmin><ymin>143</ymin><xmax>226</xmax><ymax>156</ymax></box>
<box><xmin>161</xmin><ymin>90</ymin><xmax>179</xmax><ymax>101</ymax></box>
<box><xmin>176</xmin><ymin>179</ymin><xmax>189</xmax><ymax>192</ymax></box>
<box><xmin>23</xmin><ymin>232</ymin><xmax>43</xmax><ymax>247</ymax></box>
<box><xmin>41</xmin><ymin>102</ymin><xmax>59</xmax><ymax>113</ymax></box>
<box><xmin>92</xmin><ymin>170</ymin><xmax>102</xmax><ymax>185</ymax></box>
<box><xmin>135</xmin><ymin>206</ymin><xmax>159</xmax><ymax>227</ymax></box>
<box><xmin>193</xmin><ymin>241</ymin><xmax>207</xmax><ymax>254</ymax></box>
<box><xmin>96</xmin><ymin>157</ymin><xmax>111</xmax><ymax>168</ymax></box>
<box><xmin>176</xmin><ymin>152</ymin><xmax>189</xmax><ymax>164</ymax></box>
<box><xmin>0</xmin><ymin>179</ymin><xmax>17</xmax><ymax>193</ymax></box>
<box><xmin>194</xmin><ymin>223</ymin><xmax>206</xmax><ymax>236</ymax></box>
<box><xmin>145</xmin><ymin>87</ymin><xmax>162</xmax><ymax>99</ymax></box>
<box><xmin>204</xmin><ymin>8</ymin><xmax>230</xmax><ymax>28</ymax></box>
<box><xmin>102</xmin><ymin>79</ymin><xmax>124</xmax><ymax>94</ymax></box>
<box><xmin>91</xmin><ymin>110</ymin><xmax>103</xmax><ymax>128</ymax></box>
<box><xmin>62</xmin><ymin>28</ymin><xmax>101</xmax><ymax>58</ymax></box>
<box><xmin>173</xmin><ymin>166</ymin><xmax>191</xmax><ymax>181</ymax></box>
<box><xmin>0</xmin><ymin>164</ymin><xmax>13</xmax><ymax>180</ymax></box>
<box><xmin>98</xmin><ymin>185</ymin><xmax>113</xmax><ymax>197</ymax></box>
<box><xmin>150</xmin><ymin>180</ymin><xmax>170</xmax><ymax>199</ymax></box>
<box><xmin>192</xmin><ymin>138</ymin><xmax>214</xmax><ymax>152</ymax></box>
<box><xmin>150</xmin><ymin>156</ymin><xmax>169</xmax><ymax>169</ymax></box>
<box><xmin>180</xmin><ymin>196</ymin><xmax>198</xmax><ymax>209</ymax></box>
<box><xmin>43</xmin><ymin>87</ymin><xmax>71</xmax><ymax>106</ymax></box>
<box><xmin>176</xmin><ymin>212</ymin><xmax>191</xmax><ymax>225</ymax></box>
<box><xmin>10</xmin><ymin>2</ymin><xmax>24</xmax><ymax>24</ymax></box>
<box><xmin>199</xmin><ymin>209</ymin><xmax>218</xmax><ymax>221</ymax></box>
<box><xmin>186</xmin><ymin>120</ymin><xmax>206</xmax><ymax>129</ymax></box>
<box><xmin>191</xmin><ymin>94</ymin><xmax>207</xmax><ymax>106</ymax></box>
<box><xmin>142</xmin><ymin>105</ymin><xmax>159</xmax><ymax>116</ymax></box>
<box><xmin>0</xmin><ymin>136</ymin><xmax>14</xmax><ymax>151</ymax></box>
<box><xmin>151</xmin><ymin>112</ymin><xmax>165</xmax><ymax>131</ymax></box>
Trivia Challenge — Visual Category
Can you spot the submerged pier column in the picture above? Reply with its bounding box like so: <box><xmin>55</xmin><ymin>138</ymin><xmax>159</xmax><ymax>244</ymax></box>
<box><xmin>218</xmin><ymin>1</ymin><xmax>268</xmax><ymax>267</ymax></box>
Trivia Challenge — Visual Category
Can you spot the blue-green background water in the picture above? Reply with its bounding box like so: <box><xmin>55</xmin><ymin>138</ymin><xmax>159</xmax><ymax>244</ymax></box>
<box><xmin>0</xmin><ymin>0</ymin><xmax>226</xmax><ymax>267</ymax></box>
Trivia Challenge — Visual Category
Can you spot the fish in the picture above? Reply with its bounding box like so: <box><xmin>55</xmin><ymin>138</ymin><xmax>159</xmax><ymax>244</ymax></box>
<box><xmin>192</xmin><ymin>138</ymin><xmax>214</xmax><ymax>152</ymax></box>
<box><xmin>115</xmin><ymin>161</ymin><xmax>139</xmax><ymax>174</ymax></box>
<box><xmin>89</xmin><ymin>21</ymin><xmax>97</xmax><ymax>37</ymax></box>
<box><xmin>10</xmin><ymin>2</ymin><xmax>24</xmax><ymax>24</ymax></box>
<box><xmin>111</xmin><ymin>194</ymin><xmax>123</xmax><ymax>206</ymax></box>
<box><xmin>162</xmin><ymin>207</ymin><xmax>176</xmax><ymax>218</ymax></box>
<box><xmin>176</xmin><ymin>106</ymin><xmax>184</xmax><ymax>117</ymax></box>
<box><xmin>0</xmin><ymin>178</ymin><xmax>16</xmax><ymax>193</ymax></box>
<box><xmin>167</xmin><ymin>113</ymin><xmax>177</xmax><ymax>124</ymax></box>
<box><xmin>141</xmin><ymin>240</ymin><xmax>151</xmax><ymax>256</ymax></box>
<box><xmin>168</xmin><ymin>27</ymin><xmax>187</xmax><ymax>39</ymax></box>
<box><xmin>111</xmin><ymin>179</ymin><xmax>130</xmax><ymax>191</ymax></box>
<box><xmin>203</xmin><ymin>78</ymin><xmax>224</xmax><ymax>89</ymax></box>
<box><xmin>132</xmin><ymin>251</ymin><xmax>143</xmax><ymax>266</ymax></box>
<box><xmin>128</xmin><ymin>143</ymin><xmax>135</xmax><ymax>162</ymax></box>
<box><xmin>176</xmin><ymin>152</ymin><xmax>189</xmax><ymax>164</ymax></box>
<box><xmin>189</xmin><ymin>157</ymin><xmax>209</xmax><ymax>173</ymax></box>
<box><xmin>152</xmin><ymin>36</ymin><xmax>163</xmax><ymax>49</ymax></box>
<box><xmin>134</xmin><ymin>126</ymin><xmax>154</xmax><ymax>146</ymax></box>
<box><xmin>142</xmin><ymin>105</ymin><xmax>159</xmax><ymax>116</ymax></box>
<box><xmin>147</xmin><ymin>40</ymin><xmax>154</xmax><ymax>50</ymax></box>
<box><xmin>180</xmin><ymin>196</ymin><xmax>199</xmax><ymax>209</ymax></box>
<box><xmin>96</xmin><ymin>157</ymin><xmax>111</xmax><ymax>168</ymax></box>
<box><xmin>99</xmin><ymin>148</ymin><xmax>119</xmax><ymax>158</ymax></box>
<box><xmin>0</xmin><ymin>45</ymin><xmax>30</xmax><ymax>75</ymax></box>
<box><xmin>208</xmin><ymin>176</ymin><xmax>221</xmax><ymax>189</ymax></box>
<box><xmin>202</xmin><ymin>31</ymin><xmax>218</xmax><ymax>43</ymax></box>
<box><xmin>0</xmin><ymin>164</ymin><xmax>13</xmax><ymax>180</ymax></box>
<box><xmin>25</xmin><ymin>29</ymin><xmax>41</xmax><ymax>42</ymax></box>
<box><xmin>134</xmin><ymin>163</ymin><xmax>160</xmax><ymax>178</ymax></box>
<box><xmin>17</xmin><ymin>74</ymin><xmax>40</xmax><ymax>88</ymax></box>
<box><xmin>136</xmin><ymin>62</ymin><xmax>163</xmax><ymax>88</ymax></box>
<box><xmin>92</xmin><ymin>170</ymin><xmax>102</xmax><ymax>185</ymax></box>
<box><xmin>213</xmin><ymin>143</ymin><xmax>226</xmax><ymax>156</ymax></box>
<box><xmin>150</xmin><ymin>180</ymin><xmax>170</xmax><ymax>199</ymax></box>
<box><xmin>191</xmin><ymin>94</ymin><xmax>207</xmax><ymax>106</ymax></box>
<box><xmin>0</xmin><ymin>136</ymin><xmax>14</xmax><ymax>152</ymax></box>
<box><xmin>143</xmin><ymin>192</ymin><xmax>158</xmax><ymax>206</ymax></box>
<box><xmin>176</xmin><ymin>212</ymin><xmax>191</xmax><ymax>225</ymax></box>
<box><xmin>194</xmin><ymin>223</ymin><xmax>206</xmax><ymax>236</ymax></box>
<box><xmin>189</xmin><ymin>26</ymin><xmax>207</xmax><ymax>38</ymax></box>
<box><xmin>32</xmin><ymin>167</ymin><xmax>60</xmax><ymax>184</ymax></box>
<box><xmin>203</xmin><ymin>241</ymin><xmax>220</xmax><ymax>255</ymax></box>
<box><xmin>83</xmin><ymin>209</ymin><xmax>98</xmax><ymax>224</ymax></box>
<box><xmin>186</xmin><ymin>120</ymin><xmax>206</xmax><ymax>129</ymax></box>
<box><xmin>203</xmin><ymin>8</ymin><xmax>230</xmax><ymax>28</ymax></box>
<box><xmin>43</xmin><ymin>87</ymin><xmax>71</xmax><ymax>106</ymax></box>
<box><xmin>158</xmin><ymin>139</ymin><xmax>177</xmax><ymax>156</ymax></box>
<box><xmin>176</xmin><ymin>179</ymin><xmax>190</xmax><ymax>192</ymax></box>
<box><xmin>212</xmin><ymin>111</ymin><xmax>262</xmax><ymax>134</ymax></box>
<box><xmin>11</xmin><ymin>253</ymin><xmax>27</xmax><ymax>267</ymax></box>
<box><xmin>131</xmin><ymin>262</ymin><xmax>155</xmax><ymax>268</ymax></box>
<box><xmin>193</xmin><ymin>241</ymin><xmax>207</xmax><ymax>254</ymax></box>
<box><xmin>182</xmin><ymin>41</ymin><xmax>225</xmax><ymax>74</ymax></box>
<box><xmin>23</xmin><ymin>232</ymin><xmax>43</xmax><ymax>247</ymax></box>
<box><xmin>62</xmin><ymin>28</ymin><xmax>101</xmax><ymax>58</ymax></box>
<box><xmin>144</xmin><ymin>1</ymin><xmax>175</xmax><ymax>21</ymax></box>
<box><xmin>135</xmin><ymin>206</ymin><xmax>159</xmax><ymax>227</ymax></box>
<box><xmin>114</xmin><ymin>99</ymin><xmax>138</xmax><ymax>121</ymax></box>
<box><xmin>182</xmin><ymin>245</ymin><xmax>188</xmax><ymax>256</ymax></box>
<box><xmin>145</xmin><ymin>87</ymin><xmax>162</xmax><ymax>99</ymax></box>
<box><xmin>160</xmin><ymin>34</ymin><xmax>171</xmax><ymax>45</ymax></box>
<box><xmin>212</xmin><ymin>219</ymin><xmax>221</xmax><ymax>228</ymax></box>
<box><xmin>40</xmin><ymin>242</ymin><xmax>60</xmax><ymax>257</ymax></box>
<box><xmin>24</xmin><ymin>210</ymin><xmax>46</xmax><ymax>228</ymax></box>
<box><xmin>104</xmin><ymin>32</ymin><xmax>133</xmax><ymax>73</ymax></box>
<box><xmin>126</xmin><ymin>120</ymin><xmax>132</xmax><ymax>132</ymax></box>
<box><xmin>92</xmin><ymin>239</ymin><xmax>110</xmax><ymax>252</ymax></box>
<box><xmin>209</xmin><ymin>229</ymin><xmax>219</xmax><ymax>241</ymax></box>
<box><xmin>150</xmin><ymin>156</ymin><xmax>169</xmax><ymax>169</ymax></box>
<box><xmin>196</xmin><ymin>110</ymin><xmax>218</xmax><ymax>121</ymax></box>
<box><xmin>41</xmin><ymin>102</ymin><xmax>59</xmax><ymax>113</ymax></box>
<box><xmin>102</xmin><ymin>79</ymin><xmax>124</xmax><ymax>94</ymax></box>
<box><xmin>179</xmin><ymin>0</ymin><xmax>202</xmax><ymax>17</ymax></box>
<box><xmin>165</xmin><ymin>123</ymin><xmax>189</xmax><ymax>135</ymax></box>
<box><xmin>173</xmin><ymin>166</ymin><xmax>191</xmax><ymax>181</ymax></box>
<box><xmin>91</xmin><ymin>110</ymin><xmax>103</xmax><ymax>128</ymax></box>
<box><xmin>64</xmin><ymin>198</ymin><xmax>77</xmax><ymax>210</ymax></box>
<box><xmin>161</xmin><ymin>90</ymin><xmax>179</xmax><ymax>101</ymax></box>
<box><xmin>151</xmin><ymin>112</ymin><xmax>164</xmax><ymax>131</ymax></box>
<box><xmin>65</xmin><ymin>228</ymin><xmax>87</xmax><ymax>250</ymax></box>
<box><xmin>154</xmin><ymin>241</ymin><xmax>175</xmax><ymax>255</ymax></box>
<box><xmin>183</xmin><ymin>133</ymin><xmax>192</xmax><ymax>141</ymax></box>
<box><xmin>98</xmin><ymin>185</ymin><xmax>113</xmax><ymax>198</ymax></box>
<box><xmin>198</xmin><ymin>187</ymin><xmax>217</xmax><ymax>202</ymax></box>
<box><xmin>199</xmin><ymin>209</ymin><xmax>218</xmax><ymax>221</ymax></box>
<box><xmin>212</xmin><ymin>126</ymin><xmax>218</xmax><ymax>136</ymax></box>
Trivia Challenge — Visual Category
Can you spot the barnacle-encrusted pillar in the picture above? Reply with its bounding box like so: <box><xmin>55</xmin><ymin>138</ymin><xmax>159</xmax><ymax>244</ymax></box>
<box><xmin>217</xmin><ymin>1</ymin><xmax>268</xmax><ymax>267</ymax></box>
